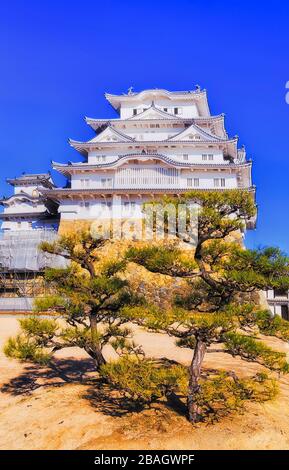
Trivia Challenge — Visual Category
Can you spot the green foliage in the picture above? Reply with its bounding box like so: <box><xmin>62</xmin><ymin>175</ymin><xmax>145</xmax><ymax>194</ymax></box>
<box><xmin>100</xmin><ymin>259</ymin><xmax>127</xmax><ymax>277</ymax></box>
<box><xmin>101</xmin><ymin>356</ymin><xmax>188</xmax><ymax>403</ymax></box>
<box><xmin>34</xmin><ymin>295</ymin><xmax>66</xmax><ymax>312</ymax></box>
<box><xmin>224</xmin><ymin>332</ymin><xmax>289</xmax><ymax>372</ymax></box>
<box><xmin>195</xmin><ymin>371</ymin><xmax>277</xmax><ymax>422</ymax></box>
<box><xmin>4</xmin><ymin>231</ymin><xmax>143</xmax><ymax>369</ymax></box>
<box><xmin>126</xmin><ymin>245</ymin><xmax>196</xmax><ymax>277</ymax></box>
<box><xmin>19</xmin><ymin>316</ymin><xmax>58</xmax><ymax>338</ymax></box>
<box><xmin>101</xmin><ymin>355</ymin><xmax>277</xmax><ymax>422</ymax></box>
<box><xmin>4</xmin><ymin>335</ymin><xmax>52</xmax><ymax>364</ymax></box>
<box><xmin>222</xmin><ymin>246</ymin><xmax>289</xmax><ymax>291</ymax></box>
<box><xmin>125</xmin><ymin>190</ymin><xmax>289</xmax><ymax>423</ymax></box>
<box><xmin>253</xmin><ymin>310</ymin><xmax>289</xmax><ymax>341</ymax></box>
<box><xmin>183</xmin><ymin>189</ymin><xmax>256</xmax><ymax>217</ymax></box>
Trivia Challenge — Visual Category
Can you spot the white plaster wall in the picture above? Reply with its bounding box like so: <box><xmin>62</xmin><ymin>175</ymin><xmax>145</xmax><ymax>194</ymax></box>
<box><xmin>1</xmin><ymin>219</ymin><xmax>57</xmax><ymax>231</ymax></box>
<box><xmin>14</xmin><ymin>184</ymin><xmax>46</xmax><ymax>196</ymax></box>
<box><xmin>266</xmin><ymin>290</ymin><xmax>274</xmax><ymax>300</ymax></box>
<box><xmin>120</xmin><ymin>100</ymin><xmax>199</xmax><ymax>119</ymax></box>
<box><xmin>274</xmin><ymin>305</ymin><xmax>282</xmax><ymax>317</ymax></box>
<box><xmin>71</xmin><ymin>172</ymin><xmax>114</xmax><ymax>189</ymax></box>
<box><xmin>14</xmin><ymin>185</ymin><xmax>37</xmax><ymax>195</ymax></box>
<box><xmin>179</xmin><ymin>172</ymin><xmax>237</xmax><ymax>189</ymax></box>
<box><xmin>166</xmin><ymin>149</ymin><xmax>226</xmax><ymax>164</ymax></box>
<box><xmin>58</xmin><ymin>197</ymin><xmax>145</xmax><ymax>220</ymax></box>
<box><xmin>88</xmin><ymin>151</ymin><xmax>120</xmax><ymax>164</ymax></box>
<box><xmin>71</xmin><ymin>167</ymin><xmax>237</xmax><ymax>190</ymax></box>
<box><xmin>4</xmin><ymin>201</ymin><xmax>46</xmax><ymax>214</ymax></box>
<box><xmin>88</xmin><ymin>150</ymin><xmax>227</xmax><ymax>166</ymax></box>
<box><xmin>124</xmin><ymin>127</ymin><xmax>184</xmax><ymax>141</ymax></box>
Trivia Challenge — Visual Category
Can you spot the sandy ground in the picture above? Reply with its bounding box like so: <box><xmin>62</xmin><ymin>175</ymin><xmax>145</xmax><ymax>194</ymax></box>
<box><xmin>1</xmin><ymin>316</ymin><xmax>289</xmax><ymax>450</ymax></box>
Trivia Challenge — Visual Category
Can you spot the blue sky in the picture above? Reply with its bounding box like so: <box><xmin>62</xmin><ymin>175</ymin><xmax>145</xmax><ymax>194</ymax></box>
<box><xmin>0</xmin><ymin>0</ymin><xmax>289</xmax><ymax>251</ymax></box>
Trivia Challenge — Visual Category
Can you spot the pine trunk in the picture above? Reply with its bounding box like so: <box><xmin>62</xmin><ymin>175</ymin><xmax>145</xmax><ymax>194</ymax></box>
<box><xmin>187</xmin><ymin>338</ymin><xmax>206</xmax><ymax>423</ymax></box>
<box><xmin>89</xmin><ymin>314</ymin><xmax>106</xmax><ymax>368</ymax></box>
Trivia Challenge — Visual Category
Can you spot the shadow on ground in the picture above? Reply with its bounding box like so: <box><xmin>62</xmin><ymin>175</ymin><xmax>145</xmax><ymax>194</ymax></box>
<box><xmin>0</xmin><ymin>358</ymin><xmax>96</xmax><ymax>395</ymax></box>
<box><xmin>1</xmin><ymin>356</ymin><xmax>189</xmax><ymax>420</ymax></box>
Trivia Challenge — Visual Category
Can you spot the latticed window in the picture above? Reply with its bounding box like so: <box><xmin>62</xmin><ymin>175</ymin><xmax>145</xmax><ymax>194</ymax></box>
<box><xmin>214</xmin><ymin>178</ymin><xmax>226</xmax><ymax>187</ymax></box>
<box><xmin>115</xmin><ymin>167</ymin><xmax>179</xmax><ymax>187</ymax></box>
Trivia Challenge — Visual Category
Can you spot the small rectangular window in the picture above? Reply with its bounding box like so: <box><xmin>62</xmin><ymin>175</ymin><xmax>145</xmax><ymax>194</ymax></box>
<box><xmin>183</xmin><ymin>154</ymin><xmax>189</xmax><ymax>161</ymax></box>
<box><xmin>194</xmin><ymin>178</ymin><xmax>199</xmax><ymax>187</ymax></box>
<box><xmin>221</xmin><ymin>178</ymin><xmax>225</xmax><ymax>187</ymax></box>
<box><xmin>133</xmin><ymin>109</ymin><xmax>137</xmax><ymax>115</ymax></box>
<box><xmin>187</xmin><ymin>178</ymin><xmax>193</xmax><ymax>187</ymax></box>
<box><xmin>208</xmin><ymin>154</ymin><xmax>214</xmax><ymax>161</ymax></box>
<box><xmin>202</xmin><ymin>154</ymin><xmax>207</xmax><ymax>161</ymax></box>
<box><xmin>214</xmin><ymin>178</ymin><xmax>220</xmax><ymax>187</ymax></box>
<box><xmin>174</xmin><ymin>107</ymin><xmax>178</xmax><ymax>115</ymax></box>
<box><xmin>163</xmin><ymin>107</ymin><xmax>168</xmax><ymax>112</ymax></box>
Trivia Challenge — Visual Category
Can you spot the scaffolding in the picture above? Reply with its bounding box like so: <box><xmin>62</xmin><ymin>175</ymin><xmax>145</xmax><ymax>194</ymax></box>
<box><xmin>0</xmin><ymin>229</ymin><xmax>65</xmax><ymax>310</ymax></box>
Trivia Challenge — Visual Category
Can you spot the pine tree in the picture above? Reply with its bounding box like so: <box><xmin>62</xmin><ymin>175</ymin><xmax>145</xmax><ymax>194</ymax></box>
<box><xmin>5</xmin><ymin>231</ymin><xmax>142</xmax><ymax>369</ymax></box>
<box><xmin>124</xmin><ymin>190</ymin><xmax>289</xmax><ymax>423</ymax></box>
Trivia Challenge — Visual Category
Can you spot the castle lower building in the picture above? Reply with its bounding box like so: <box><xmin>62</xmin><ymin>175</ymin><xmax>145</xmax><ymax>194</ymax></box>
<box><xmin>0</xmin><ymin>173</ymin><xmax>59</xmax><ymax>231</ymax></box>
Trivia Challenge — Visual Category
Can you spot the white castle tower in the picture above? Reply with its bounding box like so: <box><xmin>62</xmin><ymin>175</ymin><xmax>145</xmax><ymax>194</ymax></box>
<box><xmin>0</xmin><ymin>173</ymin><xmax>59</xmax><ymax>231</ymax></box>
<box><xmin>43</xmin><ymin>88</ymin><xmax>255</xmax><ymax>232</ymax></box>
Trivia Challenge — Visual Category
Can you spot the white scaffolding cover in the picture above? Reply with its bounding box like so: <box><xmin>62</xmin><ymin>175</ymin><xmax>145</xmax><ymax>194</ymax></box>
<box><xmin>0</xmin><ymin>230</ymin><xmax>66</xmax><ymax>271</ymax></box>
